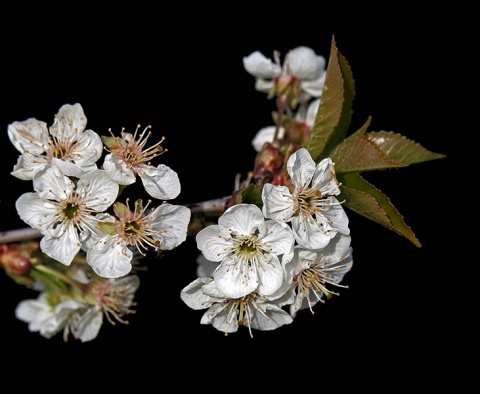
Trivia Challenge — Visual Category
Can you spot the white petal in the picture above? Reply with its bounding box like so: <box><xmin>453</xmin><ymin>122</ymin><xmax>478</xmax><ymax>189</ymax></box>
<box><xmin>256</xmin><ymin>254</ymin><xmax>285</xmax><ymax>296</ymax></box>
<box><xmin>51</xmin><ymin>157</ymin><xmax>92</xmax><ymax>179</ymax></box>
<box><xmin>312</xmin><ymin>158</ymin><xmax>339</xmax><ymax>194</ymax></box>
<box><xmin>40</xmin><ymin>224</ymin><xmax>81</xmax><ymax>266</ymax></box>
<box><xmin>252</xmin><ymin>126</ymin><xmax>285</xmax><ymax>152</ymax></box>
<box><xmin>213</xmin><ymin>259</ymin><xmax>258</xmax><ymax>298</ymax></box>
<box><xmin>243</xmin><ymin>51</ymin><xmax>281</xmax><ymax>79</ymax></box>
<box><xmin>301</xmin><ymin>73</ymin><xmax>326</xmax><ymax>97</ymax></box>
<box><xmin>321</xmin><ymin>233</ymin><xmax>352</xmax><ymax>260</ymax></box>
<box><xmin>291</xmin><ymin>216</ymin><xmax>330</xmax><ymax>249</ymax></box>
<box><xmin>150</xmin><ymin>203</ymin><xmax>191</xmax><ymax>250</ymax></box>
<box><xmin>196</xmin><ymin>225</ymin><xmax>230</xmax><ymax>262</ymax></box>
<box><xmin>8</xmin><ymin>118</ymin><xmax>49</xmax><ymax>155</ymax></box>
<box><xmin>15</xmin><ymin>193</ymin><xmax>57</xmax><ymax>234</ymax></box>
<box><xmin>139</xmin><ymin>165</ymin><xmax>181</xmax><ymax>200</ymax></box>
<box><xmin>323</xmin><ymin>200</ymin><xmax>350</xmax><ymax>235</ymax></box>
<box><xmin>74</xmin><ymin>307</ymin><xmax>103</xmax><ymax>342</ymax></box>
<box><xmin>260</xmin><ymin>220</ymin><xmax>295</xmax><ymax>256</ymax></box>
<box><xmin>250</xmin><ymin>304</ymin><xmax>293</xmax><ymax>331</ymax></box>
<box><xmin>218</xmin><ymin>204</ymin><xmax>265</xmax><ymax>236</ymax></box>
<box><xmin>203</xmin><ymin>303</ymin><xmax>239</xmax><ymax>334</ymax></box>
<box><xmin>33</xmin><ymin>165</ymin><xmax>74</xmax><ymax>201</ymax></box>
<box><xmin>103</xmin><ymin>154</ymin><xmax>136</xmax><ymax>185</ymax></box>
<box><xmin>180</xmin><ymin>277</ymin><xmax>213</xmax><ymax>310</ymax></box>
<box><xmin>287</xmin><ymin>147</ymin><xmax>316</xmax><ymax>188</ymax></box>
<box><xmin>15</xmin><ymin>294</ymin><xmax>62</xmax><ymax>338</ymax></box>
<box><xmin>50</xmin><ymin>103</ymin><xmax>87</xmax><ymax>140</ymax></box>
<box><xmin>87</xmin><ymin>236</ymin><xmax>133</xmax><ymax>278</ymax></box>
<box><xmin>261</xmin><ymin>183</ymin><xmax>294</xmax><ymax>221</ymax></box>
<box><xmin>73</xmin><ymin>129</ymin><xmax>103</xmax><ymax>166</ymax></box>
<box><xmin>201</xmin><ymin>280</ymin><xmax>228</xmax><ymax>299</ymax></box>
<box><xmin>254</xmin><ymin>79</ymin><xmax>274</xmax><ymax>93</ymax></box>
<box><xmin>11</xmin><ymin>153</ymin><xmax>48</xmax><ymax>180</ymax></box>
<box><xmin>76</xmin><ymin>170</ymin><xmax>119</xmax><ymax>212</ymax></box>
<box><xmin>15</xmin><ymin>295</ymin><xmax>50</xmax><ymax>325</ymax></box>
<box><xmin>288</xmin><ymin>46</ymin><xmax>326</xmax><ymax>80</ymax></box>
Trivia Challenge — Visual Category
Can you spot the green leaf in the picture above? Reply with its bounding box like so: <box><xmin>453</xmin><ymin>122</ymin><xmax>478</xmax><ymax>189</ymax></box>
<box><xmin>366</xmin><ymin>131</ymin><xmax>447</xmax><ymax>164</ymax></box>
<box><xmin>330</xmin><ymin>116</ymin><xmax>407</xmax><ymax>174</ymax></box>
<box><xmin>307</xmin><ymin>35</ymin><xmax>355</xmax><ymax>162</ymax></box>
<box><xmin>338</xmin><ymin>172</ymin><xmax>421</xmax><ymax>247</ymax></box>
<box><xmin>235</xmin><ymin>184</ymin><xmax>263</xmax><ymax>207</ymax></box>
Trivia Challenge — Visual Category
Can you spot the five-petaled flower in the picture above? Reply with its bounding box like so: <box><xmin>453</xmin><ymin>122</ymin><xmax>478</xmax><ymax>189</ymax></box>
<box><xmin>195</xmin><ymin>203</ymin><xmax>295</xmax><ymax>299</ymax></box>
<box><xmin>262</xmin><ymin>147</ymin><xmax>350</xmax><ymax>249</ymax></box>
<box><xmin>180</xmin><ymin>277</ymin><xmax>293</xmax><ymax>338</ymax></box>
<box><xmin>15</xmin><ymin>163</ymin><xmax>119</xmax><ymax>266</ymax></box>
<box><xmin>102</xmin><ymin>124</ymin><xmax>181</xmax><ymax>200</ymax></box>
<box><xmin>15</xmin><ymin>273</ymin><xmax>140</xmax><ymax>343</ymax></box>
<box><xmin>282</xmin><ymin>233</ymin><xmax>353</xmax><ymax>317</ymax></box>
<box><xmin>87</xmin><ymin>198</ymin><xmax>191</xmax><ymax>278</ymax></box>
<box><xmin>8</xmin><ymin>103</ymin><xmax>103</xmax><ymax>181</ymax></box>
<box><xmin>243</xmin><ymin>46</ymin><xmax>326</xmax><ymax>108</ymax></box>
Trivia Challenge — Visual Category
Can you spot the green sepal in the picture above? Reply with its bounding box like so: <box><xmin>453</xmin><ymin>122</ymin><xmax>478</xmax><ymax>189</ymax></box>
<box><xmin>101</xmin><ymin>135</ymin><xmax>118</xmax><ymax>148</ymax></box>
<box><xmin>113</xmin><ymin>201</ymin><xmax>129</xmax><ymax>217</ymax></box>
<box><xmin>98</xmin><ymin>221</ymin><xmax>117</xmax><ymax>235</ymax></box>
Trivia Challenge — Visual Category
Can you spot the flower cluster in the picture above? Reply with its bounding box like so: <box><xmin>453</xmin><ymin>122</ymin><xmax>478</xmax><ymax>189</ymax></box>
<box><xmin>2</xmin><ymin>103</ymin><xmax>191</xmax><ymax>341</ymax></box>
<box><xmin>181</xmin><ymin>45</ymin><xmax>353</xmax><ymax>336</ymax></box>
<box><xmin>180</xmin><ymin>40</ymin><xmax>445</xmax><ymax>337</ymax></box>
<box><xmin>1</xmin><ymin>37</ymin><xmax>446</xmax><ymax>341</ymax></box>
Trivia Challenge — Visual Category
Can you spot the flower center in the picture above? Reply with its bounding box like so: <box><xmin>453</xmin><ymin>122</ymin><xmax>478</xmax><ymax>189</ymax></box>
<box><xmin>231</xmin><ymin>231</ymin><xmax>263</xmax><ymax>263</ymax></box>
<box><xmin>106</xmin><ymin>125</ymin><xmax>166</xmax><ymax>171</ymax></box>
<box><xmin>294</xmin><ymin>187</ymin><xmax>322</xmax><ymax>217</ymax></box>
<box><xmin>63</xmin><ymin>202</ymin><xmax>80</xmax><ymax>219</ymax></box>
<box><xmin>114</xmin><ymin>199</ymin><xmax>162</xmax><ymax>256</ymax></box>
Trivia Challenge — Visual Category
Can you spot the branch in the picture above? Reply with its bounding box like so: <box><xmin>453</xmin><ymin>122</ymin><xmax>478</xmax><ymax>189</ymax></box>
<box><xmin>0</xmin><ymin>228</ymin><xmax>42</xmax><ymax>244</ymax></box>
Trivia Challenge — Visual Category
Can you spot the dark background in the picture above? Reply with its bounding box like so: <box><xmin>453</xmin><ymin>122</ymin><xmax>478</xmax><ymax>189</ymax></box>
<box><xmin>1</xmin><ymin>4</ymin><xmax>476</xmax><ymax>390</ymax></box>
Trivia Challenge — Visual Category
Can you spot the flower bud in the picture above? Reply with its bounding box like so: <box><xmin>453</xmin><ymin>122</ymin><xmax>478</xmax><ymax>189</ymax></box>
<box><xmin>268</xmin><ymin>74</ymin><xmax>301</xmax><ymax>108</ymax></box>
<box><xmin>0</xmin><ymin>242</ymin><xmax>38</xmax><ymax>276</ymax></box>
<box><xmin>253</xmin><ymin>142</ymin><xmax>285</xmax><ymax>185</ymax></box>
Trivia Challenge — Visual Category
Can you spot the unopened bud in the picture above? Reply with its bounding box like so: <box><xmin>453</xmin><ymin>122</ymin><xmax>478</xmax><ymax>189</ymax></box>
<box><xmin>0</xmin><ymin>242</ymin><xmax>38</xmax><ymax>276</ymax></box>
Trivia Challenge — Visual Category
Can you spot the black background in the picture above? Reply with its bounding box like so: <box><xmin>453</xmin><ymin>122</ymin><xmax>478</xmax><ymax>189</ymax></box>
<box><xmin>1</xmin><ymin>4</ymin><xmax>477</xmax><ymax>391</ymax></box>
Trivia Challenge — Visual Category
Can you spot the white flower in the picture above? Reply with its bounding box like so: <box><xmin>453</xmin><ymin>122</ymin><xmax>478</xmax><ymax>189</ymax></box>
<box><xmin>243</xmin><ymin>46</ymin><xmax>326</xmax><ymax>98</ymax></box>
<box><xmin>87</xmin><ymin>199</ymin><xmax>191</xmax><ymax>278</ymax></box>
<box><xmin>196</xmin><ymin>203</ymin><xmax>295</xmax><ymax>298</ymax></box>
<box><xmin>102</xmin><ymin>124</ymin><xmax>181</xmax><ymax>200</ymax></box>
<box><xmin>69</xmin><ymin>274</ymin><xmax>140</xmax><ymax>342</ymax></box>
<box><xmin>7</xmin><ymin>103</ymin><xmax>103</xmax><ymax>180</ymax></box>
<box><xmin>252</xmin><ymin>126</ymin><xmax>285</xmax><ymax>152</ymax></box>
<box><xmin>15</xmin><ymin>274</ymin><xmax>140</xmax><ymax>343</ymax></box>
<box><xmin>180</xmin><ymin>277</ymin><xmax>293</xmax><ymax>338</ymax></box>
<box><xmin>283</xmin><ymin>234</ymin><xmax>353</xmax><ymax>317</ymax></box>
<box><xmin>15</xmin><ymin>164</ymin><xmax>119</xmax><ymax>266</ymax></box>
<box><xmin>262</xmin><ymin>147</ymin><xmax>350</xmax><ymax>249</ymax></box>
<box><xmin>15</xmin><ymin>292</ymin><xmax>88</xmax><ymax>339</ymax></box>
